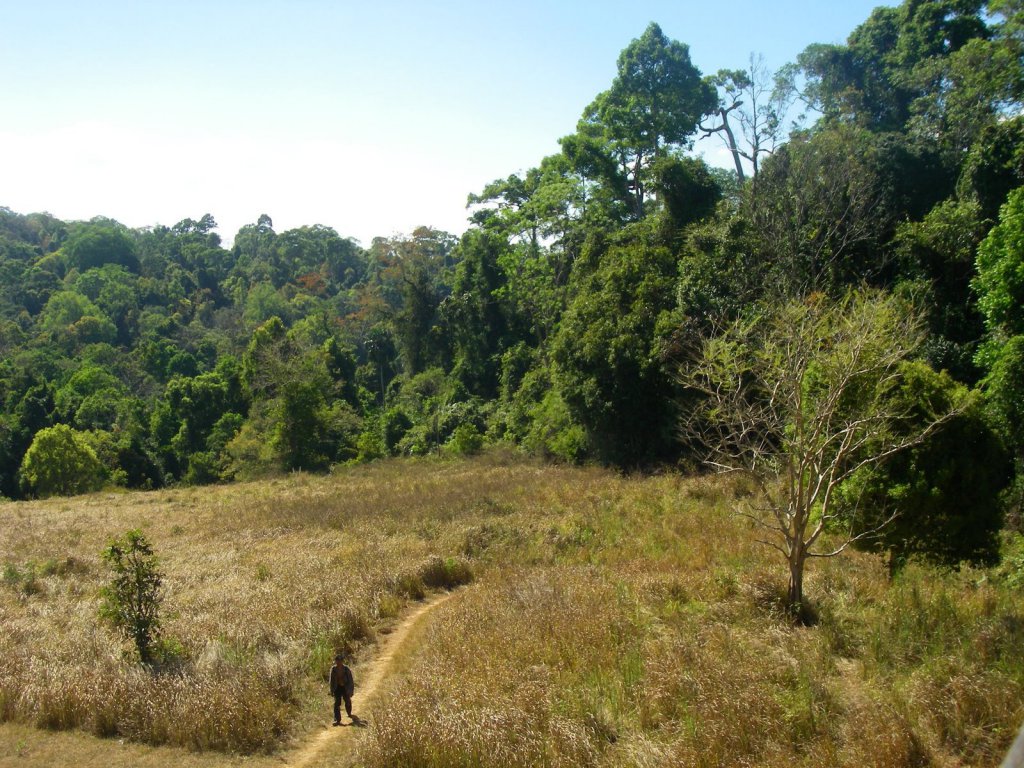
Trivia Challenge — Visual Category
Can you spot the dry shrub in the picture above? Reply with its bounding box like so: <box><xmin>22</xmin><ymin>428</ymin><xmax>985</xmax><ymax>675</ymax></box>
<box><xmin>0</xmin><ymin>654</ymin><xmax>291</xmax><ymax>752</ymax></box>
<box><xmin>356</xmin><ymin>568</ymin><xmax>634</xmax><ymax>768</ymax></box>
<box><xmin>460</xmin><ymin>520</ymin><xmax>529</xmax><ymax>558</ymax></box>
<box><xmin>418</xmin><ymin>554</ymin><xmax>473</xmax><ymax>590</ymax></box>
<box><xmin>639</xmin><ymin>623</ymin><xmax>827</xmax><ymax>766</ymax></box>
<box><xmin>367</xmin><ymin>682</ymin><xmax>599</xmax><ymax>768</ymax></box>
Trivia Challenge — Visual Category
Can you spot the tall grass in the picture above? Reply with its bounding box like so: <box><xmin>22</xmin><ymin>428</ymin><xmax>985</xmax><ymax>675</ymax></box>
<box><xmin>0</xmin><ymin>459</ymin><xmax>516</xmax><ymax>753</ymax></box>
<box><xmin>860</xmin><ymin>571</ymin><xmax>1024</xmax><ymax>764</ymax></box>
<box><xmin>357</xmin><ymin>569</ymin><xmax>630</xmax><ymax>768</ymax></box>
<box><xmin>2</xmin><ymin>455</ymin><xmax>1024</xmax><ymax>765</ymax></box>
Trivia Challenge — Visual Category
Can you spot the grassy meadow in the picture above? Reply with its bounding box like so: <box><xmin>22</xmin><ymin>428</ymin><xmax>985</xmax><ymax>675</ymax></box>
<box><xmin>1</xmin><ymin>453</ymin><xmax>1022</xmax><ymax>767</ymax></box>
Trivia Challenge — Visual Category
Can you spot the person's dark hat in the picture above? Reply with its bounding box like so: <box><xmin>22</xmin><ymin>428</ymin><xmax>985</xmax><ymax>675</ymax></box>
<box><xmin>334</xmin><ymin>654</ymin><xmax>344</xmax><ymax>661</ymax></box>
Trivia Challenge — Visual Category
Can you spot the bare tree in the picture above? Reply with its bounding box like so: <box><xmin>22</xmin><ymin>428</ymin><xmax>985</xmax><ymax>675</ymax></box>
<box><xmin>700</xmin><ymin>54</ymin><xmax>795</xmax><ymax>181</ymax></box>
<box><xmin>679</xmin><ymin>291</ymin><xmax>959</xmax><ymax>613</ymax></box>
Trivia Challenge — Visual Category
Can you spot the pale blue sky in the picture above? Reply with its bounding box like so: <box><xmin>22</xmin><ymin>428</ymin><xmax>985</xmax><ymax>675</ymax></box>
<box><xmin>1</xmin><ymin>1</ymin><xmax>897</xmax><ymax>245</ymax></box>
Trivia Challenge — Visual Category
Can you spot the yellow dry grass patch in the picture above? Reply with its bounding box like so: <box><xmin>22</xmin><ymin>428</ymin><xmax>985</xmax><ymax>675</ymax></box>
<box><xmin>1</xmin><ymin>455</ymin><xmax>1023</xmax><ymax>767</ymax></box>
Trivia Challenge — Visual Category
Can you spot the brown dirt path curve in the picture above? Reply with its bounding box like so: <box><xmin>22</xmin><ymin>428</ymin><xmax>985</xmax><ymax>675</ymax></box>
<box><xmin>286</xmin><ymin>590</ymin><xmax>454</xmax><ymax>768</ymax></box>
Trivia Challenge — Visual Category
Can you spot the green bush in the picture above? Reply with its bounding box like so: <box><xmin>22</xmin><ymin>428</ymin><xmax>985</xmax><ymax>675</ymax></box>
<box><xmin>19</xmin><ymin>424</ymin><xmax>104</xmax><ymax>498</ymax></box>
<box><xmin>524</xmin><ymin>389</ymin><xmax>588</xmax><ymax>463</ymax></box>
<box><xmin>99</xmin><ymin>530</ymin><xmax>164</xmax><ymax>664</ymax></box>
<box><xmin>447</xmin><ymin>423</ymin><xmax>484</xmax><ymax>456</ymax></box>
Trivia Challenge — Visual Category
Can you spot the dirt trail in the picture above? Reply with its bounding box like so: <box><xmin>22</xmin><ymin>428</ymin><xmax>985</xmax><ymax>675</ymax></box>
<box><xmin>287</xmin><ymin>591</ymin><xmax>454</xmax><ymax>768</ymax></box>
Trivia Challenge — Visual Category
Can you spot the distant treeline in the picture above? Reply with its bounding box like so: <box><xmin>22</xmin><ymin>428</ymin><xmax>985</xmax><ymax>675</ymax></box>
<box><xmin>2</xmin><ymin>0</ymin><xmax>1023</xmax><ymax>514</ymax></box>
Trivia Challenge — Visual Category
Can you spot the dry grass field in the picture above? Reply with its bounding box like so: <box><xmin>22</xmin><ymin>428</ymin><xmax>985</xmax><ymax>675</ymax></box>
<box><xmin>1</xmin><ymin>453</ymin><xmax>1023</xmax><ymax>767</ymax></box>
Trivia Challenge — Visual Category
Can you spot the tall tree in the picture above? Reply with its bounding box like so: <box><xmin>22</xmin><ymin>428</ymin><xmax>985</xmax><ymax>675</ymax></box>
<box><xmin>64</xmin><ymin>222</ymin><xmax>139</xmax><ymax>273</ymax></box>
<box><xmin>442</xmin><ymin>229</ymin><xmax>511</xmax><ymax>398</ymax></box>
<box><xmin>744</xmin><ymin>127</ymin><xmax>894</xmax><ymax>295</ymax></box>
<box><xmin>372</xmin><ymin>228</ymin><xmax>457</xmax><ymax>376</ymax></box>
<box><xmin>797</xmin><ymin>1</ymin><xmax>989</xmax><ymax>133</ymax></box>
<box><xmin>553</xmin><ymin>223</ymin><xmax>681</xmax><ymax>463</ymax></box>
<box><xmin>577</xmin><ymin>23</ymin><xmax>716</xmax><ymax>218</ymax></box>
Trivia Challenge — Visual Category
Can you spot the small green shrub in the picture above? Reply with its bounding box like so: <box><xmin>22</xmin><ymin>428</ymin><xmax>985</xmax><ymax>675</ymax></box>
<box><xmin>99</xmin><ymin>530</ymin><xmax>164</xmax><ymax>664</ymax></box>
<box><xmin>2</xmin><ymin>562</ymin><xmax>41</xmax><ymax>596</ymax></box>
<box><xmin>447</xmin><ymin>423</ymin><xmax>485</xmax><ymax>456</ymax></box>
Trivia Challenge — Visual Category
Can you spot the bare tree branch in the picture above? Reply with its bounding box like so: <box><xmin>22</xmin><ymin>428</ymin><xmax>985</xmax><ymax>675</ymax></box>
<box><xmin>678</xmin><ymin>291</ymin><xmax>954</xmax><ymax>609</ymax></box>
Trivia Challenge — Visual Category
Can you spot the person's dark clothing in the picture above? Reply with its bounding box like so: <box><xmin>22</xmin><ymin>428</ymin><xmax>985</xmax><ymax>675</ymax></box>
<box><xmin>330</xmin><ymin>663</ymin><xmax>354</xmax><ymax>722</ymax></box>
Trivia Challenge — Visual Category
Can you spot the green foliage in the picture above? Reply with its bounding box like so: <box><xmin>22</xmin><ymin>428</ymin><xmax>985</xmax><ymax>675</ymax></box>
<box><xmin>64</xmin><ymin>224</ymin><xmax>139</xmax><ymax>273</ymax></box>
<box><xmin>523</xmin><ymin>388</ymin><xmax>588</xmax><ymax>463</ymax></box>
<box><xmin>984</xmin><ymin>335</ymin><xmax>1024</xmax><ymax>522</ymax></box>
<box><xmin>959</xmin><ymin>115</ymin><xmax>1024</xmax><ymax>220</ymax></box>
<box><xmin>0</xmin><ymin>7</ymin><xmax>1019</xmax><ymax>489</ymax></box>
<box><xmin>986</xmin><ymin>335</ymin><xmax>1024</xmax><ymax>454</ymax></box>
<box><xmin>745</xmin><ymin>127</ymin><xmax>900</xmax><ymax>295</ymax></box>
<box><xmin>444</xmin><ymin>229</ymin><xmax>511</xmax><ymax>398</ymax></box>
<box><xmin>243</xmin><ymin>282</ymin><xmax>291</xmax><ymax>327</ymax></box>
<box><xmin>38</xmin><ymin>291</ymin><xmax>117</xmax><ymax>345</ymax></box>
<box><xmin>840</xmin><ymin>362</ymin><xmax>1010</xmax><ymax>571</ymax></box>
<box><xmin>223</xmin><ymin>407</ymin><xmax>278</xmax><ymax>480</ymax></box>
<box><xmin>99</xmin><ymin>529</ymin><xmax>163</xmax><ymax>664</ymax></box>
<box><xmin>649</xmin><ymin>155</ymin><xmax>722</xmax><ymax>232</ymax></box>
<box><xmin>54</xmin><ymin>364</ymin><xmax>128</xmax><ymax>431</ymax></box>
<box><xmin>373</xmin><ymin>228</ymin><xmax>457</xmax><ymax>376</ymax></box>
<box><xmin>19</xmin><ymin>424</ymin><xmax>104</xmax><ymax>498</ymax></box>
<box><xmin>577</xmin><ymin>24</ymin><xmax>716</xmax><ymax>219</ymax></box>
<box><xmin>273</xmin><ymin>379</ymin><xmax>331</xmax><ymax>471</ymax></box>
<box><xmin>893</xmin><ymin>199</ymin><xmax>987</xmax><ymax>382</ymax></box>
<box><xmin>553</xmin><ymin>227</ymin><xmax>679</xmax><ymax>463</ymax></box>
<box><xmin>975</xmin><ymin>185</ymin><xmax>1024</xmax><ymax>340</ymax></box>
<box><xmin>447</xmin><ymin>423</ymin><xmax>484</xmax><ymax>456</ymax></box>
<box><xmin>798</xmin><ymin>0</ymin><xmax>992</xmax><ymax>134</ymax></box>
<box><xmin>355</xmin><ymin>422</ymin><xmax>386</xmax><ymax>463</ymax></box>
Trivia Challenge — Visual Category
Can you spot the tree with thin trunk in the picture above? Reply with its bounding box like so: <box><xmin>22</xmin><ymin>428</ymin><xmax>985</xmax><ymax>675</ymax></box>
<box><xmin>678</xmin><ymin>290</ymin><xmax>959</xmax><ymax>614</ymax></box>
<box><xmin>99</xmin><ymin>529</ymin><xmax>163</xmax><ymax>664</ymax></box>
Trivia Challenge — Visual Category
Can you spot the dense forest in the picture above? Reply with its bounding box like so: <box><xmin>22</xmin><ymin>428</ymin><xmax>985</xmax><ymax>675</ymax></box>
<box><xmin>2</xmin><ymin>0</ymin><xmax>1023</xmax><ymax>555</ymax></box>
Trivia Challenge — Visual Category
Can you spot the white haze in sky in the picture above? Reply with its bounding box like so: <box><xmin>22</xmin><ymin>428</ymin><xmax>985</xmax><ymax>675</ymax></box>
<box><xmin>1</xmin><ymin>1</ymin><xmax>896</xmax><ymax>245</ymax></box>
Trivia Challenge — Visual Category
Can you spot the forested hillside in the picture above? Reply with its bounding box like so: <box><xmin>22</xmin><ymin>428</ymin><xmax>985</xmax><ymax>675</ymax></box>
<box><xmin>2</xmin><ymin>0</ymin><xmax>1023</xmax><ymax>535</ymax></box>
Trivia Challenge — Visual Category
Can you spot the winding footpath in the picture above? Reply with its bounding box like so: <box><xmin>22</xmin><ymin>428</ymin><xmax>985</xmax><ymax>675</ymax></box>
<box><xmin>287</xmin><ymin>591</ymin><xmax>455</xmax><ymax>768</ymax></box>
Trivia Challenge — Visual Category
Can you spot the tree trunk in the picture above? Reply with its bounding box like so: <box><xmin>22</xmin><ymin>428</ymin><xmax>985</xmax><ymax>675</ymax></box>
<box><xmin>718</xmin><ymin>108</ymin><xmax>747</xmax><ymax>182</ymax></box>
<box><xmin>632</xmin><ymin>156</ymin><xmax>645</xmax><ymax>219</ymax></box>
<box><xmin>787</xmin><ymin>546</ymin><xmax>805</xmax><ymax>609</ymax></box>
<box><xmin>887</xmin><ymin>550</ymin><xmax>906</xmax><ymax>581</ymax></box>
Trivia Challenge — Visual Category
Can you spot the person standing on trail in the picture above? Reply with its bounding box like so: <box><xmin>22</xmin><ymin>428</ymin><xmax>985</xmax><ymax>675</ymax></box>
<box><xmin>330</xmin><ymin>653</ymin><xmax>355</xmax><ymax>725</ymax></box>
